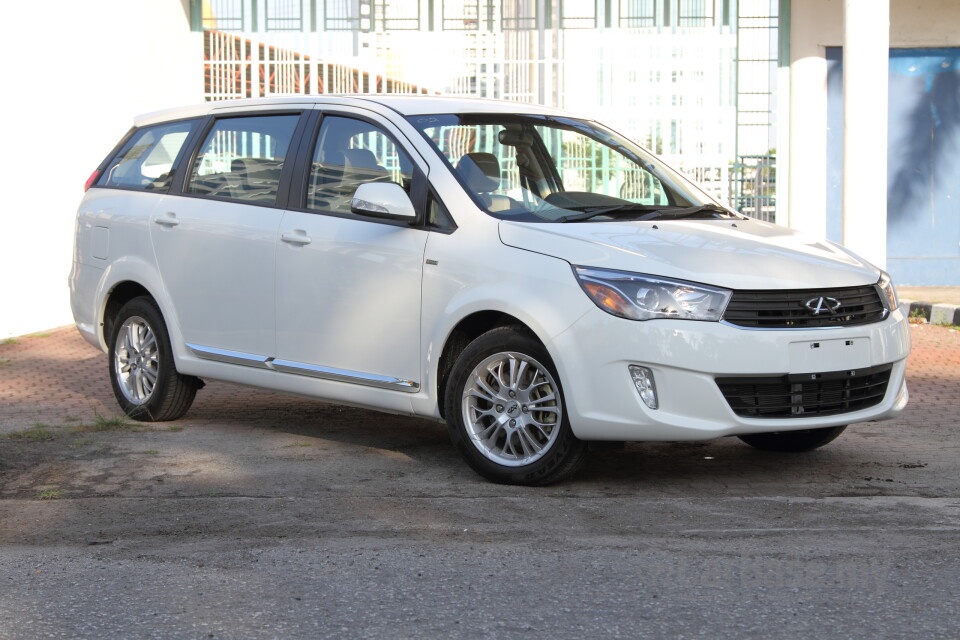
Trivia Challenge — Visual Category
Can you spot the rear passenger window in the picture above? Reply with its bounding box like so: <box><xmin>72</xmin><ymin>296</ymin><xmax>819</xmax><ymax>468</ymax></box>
<box><xmin>99</xmin><ymin>120</ymin><xmax>197</xmax><ymax>190</ymax></box>
<box><xmin>187</xmin><ymin>114</ymin><xmax>299</xmax><ymax>205</ymax></box>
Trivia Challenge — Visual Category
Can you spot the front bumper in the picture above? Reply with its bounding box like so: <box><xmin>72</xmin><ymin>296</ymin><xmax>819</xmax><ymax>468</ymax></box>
<box><xmin>548</xmin><ymin>306</ymin><xmax>911</xmax><ymax>441</ymax></box>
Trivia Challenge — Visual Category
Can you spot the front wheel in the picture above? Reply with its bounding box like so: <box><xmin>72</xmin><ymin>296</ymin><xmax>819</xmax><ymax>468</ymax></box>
<box><xmin>737</xmin><ymin>425</ymin><xmax>847</xmax><ymax>452</ymax></box>
<box><xmin>444</xmin><ymin>326</ymin><xmax>587</xmax><ymax>485</ymax></box>
<box><xmin>108</xmin><ymin>296</ymin><xmax>199</xmax><ymax>421</ymax></box>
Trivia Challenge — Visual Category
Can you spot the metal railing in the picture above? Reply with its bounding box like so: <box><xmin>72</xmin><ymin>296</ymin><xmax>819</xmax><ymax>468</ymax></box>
<box><xmin>204</xmin><ymin>31</ymin><xmax>432</xmax><ymax>99</ymax></box>
<box><xmin>729</xmin><ymin>154</ymin><xmax>776</xmax><ymax>221</ymax></box>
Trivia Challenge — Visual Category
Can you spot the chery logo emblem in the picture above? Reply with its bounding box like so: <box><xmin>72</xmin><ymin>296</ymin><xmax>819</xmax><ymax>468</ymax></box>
<box><xmin>804</xmin><ymin>296</ymin><xmax>842</xmax><ymax>316</ymax></box>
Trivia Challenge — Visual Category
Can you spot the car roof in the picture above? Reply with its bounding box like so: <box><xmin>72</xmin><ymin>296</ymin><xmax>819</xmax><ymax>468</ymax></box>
<box><xmin>134</xmin><ymin>95</ymin><xmax>575</xmax><ymax>127</ymax></box>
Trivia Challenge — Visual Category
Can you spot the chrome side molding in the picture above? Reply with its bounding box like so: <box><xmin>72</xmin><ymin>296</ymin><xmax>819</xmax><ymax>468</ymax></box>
<box><xmin>186</xmin><ymin>343</ymin><xmax>419</xmax><ymax>392</ymax></box>
<box><xmin>186</xmin><ymin>343</ymin><xmax>272</xmax><ymax>368</ymax></box>
<box><xmin>270</xmin><ymin>359</ymin><xmax>419</xmax><ymax>391</ymax></box>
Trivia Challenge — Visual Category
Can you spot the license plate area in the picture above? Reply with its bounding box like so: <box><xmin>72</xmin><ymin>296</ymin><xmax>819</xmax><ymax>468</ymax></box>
<box><xmin>789</xmin><ymin>337</ymin><xmax>871</xmax><ymax>373</ymax></box>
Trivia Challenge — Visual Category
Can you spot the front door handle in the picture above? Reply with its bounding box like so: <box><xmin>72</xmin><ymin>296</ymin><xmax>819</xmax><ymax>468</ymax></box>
<box><xmin>281</xmin><ymin>231</ymin><xmax>312</xmax><ymax>246</ymax></box>
<box><xmin>154</xmin><ymin>212</ymin><xmax>180</xmax><ymax>227</ymax></box>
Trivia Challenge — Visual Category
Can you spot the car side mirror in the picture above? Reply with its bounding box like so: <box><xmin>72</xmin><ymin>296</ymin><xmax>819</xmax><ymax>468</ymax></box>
<box><xmin>351</xmin><ymin>182</ymin><xmax>417</xmax><ymax>221</ymax></box>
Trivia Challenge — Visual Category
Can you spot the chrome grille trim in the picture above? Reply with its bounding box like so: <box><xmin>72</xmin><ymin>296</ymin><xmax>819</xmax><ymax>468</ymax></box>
<box><xmin>723</xmin><ymin>285</ymin><xmax>887</xmax><ymax>329</ymax></box>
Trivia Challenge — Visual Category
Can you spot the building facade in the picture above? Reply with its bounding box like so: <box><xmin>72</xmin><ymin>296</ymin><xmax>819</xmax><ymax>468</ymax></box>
<box><xmin>787</xmin><ymin>0</ymin><xmax>960</xmax><ymax>285</ymax></box>
<box><xmin>195</xmin><ymin>0</ymin><xmax>778</xmax><ymax>210</ymax></box>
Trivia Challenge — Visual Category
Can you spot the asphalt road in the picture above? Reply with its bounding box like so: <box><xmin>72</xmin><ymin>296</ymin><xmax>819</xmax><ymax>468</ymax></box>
<box><xmin>1</xmin><ymin>324</ymin><xmax>958</xmax><ymax>639</ymax></box>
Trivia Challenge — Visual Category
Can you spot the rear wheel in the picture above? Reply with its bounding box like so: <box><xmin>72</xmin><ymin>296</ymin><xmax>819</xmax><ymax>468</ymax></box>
<box><xmin>108</xmin><ymin>297</ymin><xmax>199</xmax><ymax>421</ymax></box>
<box><xmin>444</xmin><ymin>326</ymin><xmax>587</xmax><ymax>485</ymax></box>
<box><xmin>738</xmin><ymin>425</ymin><xmax>847</xmax><ymax>452</ymax></box>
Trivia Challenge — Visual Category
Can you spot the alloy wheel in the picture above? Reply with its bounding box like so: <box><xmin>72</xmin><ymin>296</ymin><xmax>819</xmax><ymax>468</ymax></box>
<box><xmin>461</xmin><ymin>351</ymin><xmax>563</xmax><ymax>467</ymax></box>
<box><xmin>114</xmin><ymin>315</ymin><xmax>160</xmax><ymax>405</ymax></box>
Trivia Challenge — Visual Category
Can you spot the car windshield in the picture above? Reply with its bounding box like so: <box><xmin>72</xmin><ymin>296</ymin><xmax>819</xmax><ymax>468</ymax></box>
<box><xmin>406</xmin><ymin>113</ymin><xmax>737</xmax><ymax>223</ymax></box>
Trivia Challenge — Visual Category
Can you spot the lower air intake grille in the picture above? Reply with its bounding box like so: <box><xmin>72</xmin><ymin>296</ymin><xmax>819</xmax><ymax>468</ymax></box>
<box><xmin>716</xmin><ymin>364</ymin><xmax>892</xmax><ymax>418</ymax></box>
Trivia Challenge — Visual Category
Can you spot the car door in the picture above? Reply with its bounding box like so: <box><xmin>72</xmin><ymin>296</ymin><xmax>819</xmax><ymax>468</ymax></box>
<box><xmin>151</xmin><ymin>112</ymin><xmax>304</xmax><ymax>364</ymax></box>
<box><xmin>274</xmin><ymin>110</ymin><xmax>428</xmax><ymax>391</ymax></box>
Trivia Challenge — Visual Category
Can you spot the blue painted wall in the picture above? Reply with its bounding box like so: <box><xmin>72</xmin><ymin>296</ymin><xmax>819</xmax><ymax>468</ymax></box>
<box><xmin>826</xmin><ymin>47</ymin><xmax>960</xmax><ymax>285</ymax></box>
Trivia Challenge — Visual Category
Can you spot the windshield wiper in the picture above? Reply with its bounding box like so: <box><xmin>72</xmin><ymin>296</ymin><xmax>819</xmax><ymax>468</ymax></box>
<box><xmin>556</xmin><ymin>203</ymin><xmax>659</xmax><ymax>223</ymax></box>
<box><xmin>638</xmin><ymin>204</ymin><xmax>737</xmax><ymax>221</ymax></box>
<box><xmin>557</xmin><ymin>203</ymin><xmax>735</xmax><ymax>223</ymax></box>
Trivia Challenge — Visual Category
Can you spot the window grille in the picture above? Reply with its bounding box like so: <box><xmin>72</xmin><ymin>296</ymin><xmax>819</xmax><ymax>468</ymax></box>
<box><xmin>374</xmin><ymin>0</ymin><xmax>421</xmax><ymax>29</ymax></box>
<box><xmin>735</xmin><ymin>0</ymin><xmax>779</xmax><ymax>220</ymax></box>
<box><xmin>202</xmin><ymin>0</ymin><xmax>245</xmax><ymax>30</ymax></box>
<box><xmin>266</xmin><ymin>0</ymin><xmax>304</xmax><ymax>30</ymax></box>
<box><xmin>325</xmin><ymin>0</ymin><xmax>363</xmax><ymax>30</ymax></box>
<box><xmin>677</xmin><ymin>0</ymin><xmax>714</xmax><ymax>27</ymax></box>
<box><xmin>560</xmin><ymin>0</ymin><xmax>597</xmax><ymax>29</ymax></box>
<box><xmin>444</xmin><ymin>0</ymin><xmax>481</xmax><ymax>30</ymax></box>
<box><xmin>618</xmin><ymin>0</ymin><xmax>656</xmax><ymax>27</ymax></box>
<box><xmin>502</xmin><ymin>0</ymin><xmax>536</xmax><ymax>30</ymax></box>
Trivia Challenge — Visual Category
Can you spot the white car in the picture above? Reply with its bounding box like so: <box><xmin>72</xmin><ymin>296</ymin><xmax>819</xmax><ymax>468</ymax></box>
<box><xmin>70</xmin><ymin>96</ymin><xmax>910</xmax><ymax>485</ymax></box>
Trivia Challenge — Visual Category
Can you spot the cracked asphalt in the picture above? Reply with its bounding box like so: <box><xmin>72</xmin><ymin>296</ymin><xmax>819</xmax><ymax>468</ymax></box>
<box><xmin>1</xmin><ymin>323</ymin><xmax>958</xmax><ymax>639</ymax></box>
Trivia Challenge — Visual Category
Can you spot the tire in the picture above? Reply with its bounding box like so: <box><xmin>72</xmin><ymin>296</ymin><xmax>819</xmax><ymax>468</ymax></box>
<box><xmin>108</xmin><ymin>296</ymin><xmax>199</xmax><ymax>421</ymax></box>
<box><xmin>737</xmin><ymin>425</ymin><xmax>847</xmax><ymax>452</ymax></box>
<box><xmin>444</xmin><ymin>326</ymin><xmax>587</xmax><ymax>485</ymax></box>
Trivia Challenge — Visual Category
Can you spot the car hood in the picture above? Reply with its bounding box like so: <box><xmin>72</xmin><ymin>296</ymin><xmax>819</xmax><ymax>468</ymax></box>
<box><xmin>499</xmin><ymin>218</ymin><xmax>879</xmax><ymax>290</ymax></box>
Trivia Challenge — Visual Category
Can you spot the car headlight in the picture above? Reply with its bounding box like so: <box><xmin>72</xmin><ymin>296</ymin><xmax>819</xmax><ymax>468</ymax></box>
<box><xmin>573</xmin><ymin>266</ymin><xmax>731</xmax><ymax>321</ymax></box>
<box><xmin>877</xmin><ymin>270</ymin><xmax>899</xmax><ymax>311</ymax></box>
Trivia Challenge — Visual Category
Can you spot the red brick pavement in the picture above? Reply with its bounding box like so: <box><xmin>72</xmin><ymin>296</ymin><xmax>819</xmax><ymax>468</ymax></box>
<box><xmin>903</xmin><ymin>323</ymin><xmax>960</xmax><ymax>430</ymax></box>
<box><xmin>0</xmin><ymin>326</ymin><xmax>328</xmax><ymax>434</ymax></box>
<box><xmin>0</xmin><ymin>323</ymin><xmax>957</xmax><ymax>435</ymax></box>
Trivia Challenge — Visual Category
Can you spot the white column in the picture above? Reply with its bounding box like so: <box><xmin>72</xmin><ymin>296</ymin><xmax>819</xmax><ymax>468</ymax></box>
<box><xmin>786</xmin><ymin>1</ymin><xmax>838</xmax><ymax>239</ymax></box>
<box><xmin>842</xmin><ymin>0</ymin><xmax>889</xmax><ymax>268</ymax></box>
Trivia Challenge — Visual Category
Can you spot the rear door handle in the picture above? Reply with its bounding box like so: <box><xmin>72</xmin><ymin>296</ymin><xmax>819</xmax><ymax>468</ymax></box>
<box><xmin>281</xmin><ymin>231</ymin><xmax>312</xmax><ymax>245</ymax></box>
<box><xmin>154</xmin><ymin>212</ymin><xmax>180</xmax><ymax>227</ymax></box>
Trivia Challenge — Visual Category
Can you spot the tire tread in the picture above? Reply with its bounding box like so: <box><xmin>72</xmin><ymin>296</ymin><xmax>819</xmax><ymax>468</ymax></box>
<box><xmin>109</xmin><ymin>297</ymin><xmax>199</xmax><ymax>422</ymax></box>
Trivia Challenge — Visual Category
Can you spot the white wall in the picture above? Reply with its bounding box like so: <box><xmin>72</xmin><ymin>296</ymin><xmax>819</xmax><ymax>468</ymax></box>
<box><xmin>0</xmin><ymin>0</ymin><xmax>202</xmax><ymax>338</ymax></box>
<box><xmin>786</xmin><ymin>0</ymin><xmax>960</xmax><ymax>239</ymax></box>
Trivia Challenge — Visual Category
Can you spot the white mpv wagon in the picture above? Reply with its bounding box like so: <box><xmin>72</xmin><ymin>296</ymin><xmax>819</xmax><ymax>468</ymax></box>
<box><xmin>70</xmin><ymin>96</ymin><xmax>910</xmax><ymax>485</ymax></box>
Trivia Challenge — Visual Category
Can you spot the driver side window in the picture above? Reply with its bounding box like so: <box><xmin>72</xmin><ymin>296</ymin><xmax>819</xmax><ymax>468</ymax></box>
<box><xmin>307</xmin><ymin>115</ymin><xmax>414</xmax><ymax>214</ymax></box>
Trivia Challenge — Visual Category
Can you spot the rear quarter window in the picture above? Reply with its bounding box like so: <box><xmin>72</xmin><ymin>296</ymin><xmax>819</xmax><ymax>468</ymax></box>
<box><xmin>99</xmin><ymin>120</ymin><xmax>198</xmax><ymax>190</ymax></box>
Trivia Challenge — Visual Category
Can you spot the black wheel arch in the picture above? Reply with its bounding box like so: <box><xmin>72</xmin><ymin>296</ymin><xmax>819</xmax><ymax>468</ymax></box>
<box><xmin>102</xmin><ymin>281</ymin><xmax>157</xmax><ymax>346</ymax></box>
<box><xmin>436</xmin><ymin>311</ymin><xmax>541</xmax><ymax>420</ymax></box>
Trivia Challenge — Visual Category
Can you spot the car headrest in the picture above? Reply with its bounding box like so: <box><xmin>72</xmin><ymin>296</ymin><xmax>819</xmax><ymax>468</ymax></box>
<box><xmin>456</xmin><ymin>152</ymin><xmax>500</xmax><ymax>193</ymax></box>
<box><xmin>343</xmin><ymin>148</ymin><xmax>382</xmax><ymax>170</ymax></box>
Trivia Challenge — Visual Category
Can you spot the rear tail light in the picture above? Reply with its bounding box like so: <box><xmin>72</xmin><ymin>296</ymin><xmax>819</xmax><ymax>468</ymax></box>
<box><xmin>84</xmin><ymin>170</ymin><xmax>101</xmax><ymax>192</ymax></box>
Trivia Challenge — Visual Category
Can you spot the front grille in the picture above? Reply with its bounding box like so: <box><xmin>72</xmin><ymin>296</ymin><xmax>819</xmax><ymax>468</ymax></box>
<box><xmin>723</xmin><ymin>285</ymin><xmax>887</xmax><ymax>328</ymax></box>
<box><xmin>716</xmin><ymin>364</ymin><xmax>892</xmax><ymax>418</ymax></box>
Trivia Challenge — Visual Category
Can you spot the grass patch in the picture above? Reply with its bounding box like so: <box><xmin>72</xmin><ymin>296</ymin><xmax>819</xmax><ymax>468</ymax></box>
<box><xmin>139</xmin><ymin>449</ymin><xmax>160</xmax><ymax>455</ymax></box>
<box><xmin>36</xmin><ymin>488</ymin><xmax>62</xmax><ymax>500</ymax></box>
<box><xmin>71</xmin><ymin>438</ymin><xmax>95</xmax><ymax>446</ymax></box>
<box><xmin>908</xmin><ymin>308</ymin><xmax>928</xmax><ymax>324</ymax></box>
<box><xmin>283</xmin><ymin>442</ymin><xmax>314</xmax><ymax>448</ymax></box>
<box><xmin>5</xmin><ymin>424</ymin><xmax>59</xmax><ymax>441</ymax></box>
<box><xmin>29</xmin><ymin>332</ymin><xmax>53</xmax><ymax>338</ymax></box>
<box><xmin>933</xmin><ymin>320</ymin><xmax>960</xmax><ymax>330</ymax></box>
<box><xmin>166</xmin><ymin>425</ymin><xmax>184</xmax><ymax>432</ymax></box>
<box><xmin>63</xmin><ymin>415</ymin><xmax>81</xmax><ymax>423</ymax></box>
<box><xmin>2</xmin><ymin>338</ymin><xmax>19</xmax><ymax>345</ymax></box>
<box><xmin>0</xmin><ymin>359</ymin><xmax>10</xmax><ymax>366</ymax></box>
<box><xmin>93</xmin><ymin>414</ymin><xmax>132</xmax><ymax>430</ymax></box>
<box><xmin>71</xmin><ymin>413</ymin><xmax>135</xmax><ymax>433</ymax></box>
